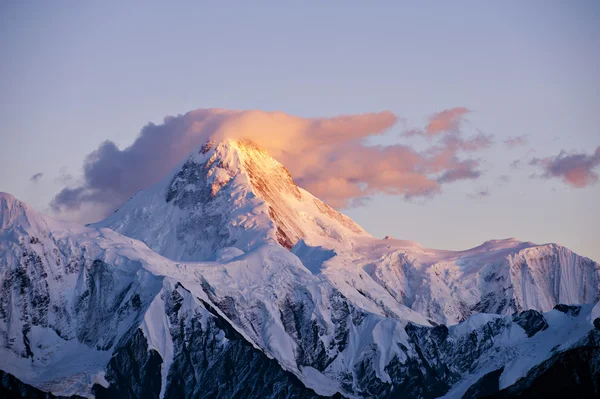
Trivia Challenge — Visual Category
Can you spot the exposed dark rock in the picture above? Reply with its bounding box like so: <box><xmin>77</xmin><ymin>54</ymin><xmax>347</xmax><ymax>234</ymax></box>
<box><xmin>166</xmin><ymin>160</ymin><xmax>212</xmax><ymax>206</ymax></box>
<box><xmin>93</xmin><ymin>329</ymin><xmax>163</xmax><ymax>399</ymax></box>
<box><xmin>462</xmin><ymin>367</ymin><xmax>504</xmax><ymax>399</ymax></box>
<box><xmin>279</xmin><ymin>294</ymin><xmax>330</xmax><ymax>370</ymax></box>
<box><xmin>487</xmin><ymin>346</ymin><xmax>600</xmax><ymax>398</ymax></box>
<box><xmin>512</xmin><ymin>310</ymin><xmax>548</xmax><ymax>338</ymax></box>
<box><xmin>553</xmin><ymin>304</ymin><xmax>581</xmax><ymax>317</ymax></box>
<box><xmin>200</xmin><ymin>140</ymin><xmax>215</xmax><ymax>154</ymax></box>
<box><xmin>431</xmin><ymin>324</ymin><xmax>449</xmax><ymax>343</ymax></box>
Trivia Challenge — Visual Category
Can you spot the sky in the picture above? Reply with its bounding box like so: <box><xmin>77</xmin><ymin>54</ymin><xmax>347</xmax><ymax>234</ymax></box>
<box><xmin>1</xmin><ymin>1</ymin><xmax>599</xmax><ymax>261</ymax></box>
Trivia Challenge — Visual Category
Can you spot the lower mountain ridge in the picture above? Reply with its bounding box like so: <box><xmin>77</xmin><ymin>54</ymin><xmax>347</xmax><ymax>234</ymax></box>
<box><xmin>1</xmin><ymin>140</ymin><xmax>599</xmax><ymax>398</ymax></box>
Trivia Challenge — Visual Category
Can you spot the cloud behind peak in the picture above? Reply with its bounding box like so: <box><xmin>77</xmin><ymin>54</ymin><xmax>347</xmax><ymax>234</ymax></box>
<box><xmin>51</xmin><ymin>108</ymin><xmax>486</xmax><ymax>222</ymax></box>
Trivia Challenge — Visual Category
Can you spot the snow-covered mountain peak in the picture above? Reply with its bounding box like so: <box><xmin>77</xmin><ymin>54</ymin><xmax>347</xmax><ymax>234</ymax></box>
<box><xmin>1</xmin><ymin>191</ymin><xmax>69</xmax><ymax>235</ymax></box>
<box><xmin>1</xmin><ymin>191</ymin><xmax>98</xmax><ymax>240</ymax></box>
<box><xmin>0</xmin><ymin>191</ymin><xmax>18</xmax><ymax>204</ymax></box>
<box><xmin>94</xmin><ymin>138</ymin><xmax>369</xmax><ymax>261</ymax></box>
<box><xmin>1</xmin><ymin>192</ymin><xmax>33</xmax><ymax>226</ymax></box>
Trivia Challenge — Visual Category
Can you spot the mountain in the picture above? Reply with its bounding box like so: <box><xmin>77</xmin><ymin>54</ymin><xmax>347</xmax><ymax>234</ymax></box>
<box><xmin>93</xmin><ymin>139</ymin><xmax>600</xmax><ymax>325</ymax></box>
<box><xmin>1</xmin><ymin>139</ymin><xmax>600</xmax><ymax>398</ymax></box>
<box><xmin>93</xmin><ymin>139</ymin><xmax>367</xmax><ymax>261</ymax></box>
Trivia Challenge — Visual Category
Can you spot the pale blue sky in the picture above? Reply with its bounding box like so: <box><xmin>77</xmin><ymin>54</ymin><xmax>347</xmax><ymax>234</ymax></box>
<box><xmin>1</xmin><ymin>1</ymin><xmax>599</xmax><ymax>260</ymax></box>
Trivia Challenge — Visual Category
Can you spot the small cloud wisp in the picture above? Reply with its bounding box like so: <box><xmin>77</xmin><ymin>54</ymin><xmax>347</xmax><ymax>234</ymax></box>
<box><xmin>30</xmin><ymin>173</ymin><xmax>43</xmax><ymax>182</ymax></box>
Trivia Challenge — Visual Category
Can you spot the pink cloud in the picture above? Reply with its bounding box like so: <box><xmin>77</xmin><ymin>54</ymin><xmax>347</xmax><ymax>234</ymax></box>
<box><xmin>426</xmin><ymin>107</ymin><xmax>470</xmax><ymax>135</ymax></box>
<box><xmin>530</xmin><ymin>147</ymin><xmax>600</xmax><ymax>188</ymax></box>
<box><xmin>51</xmin><ymin>108</ymin><xmax>485</xmax><ymax>221</ymax></box>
